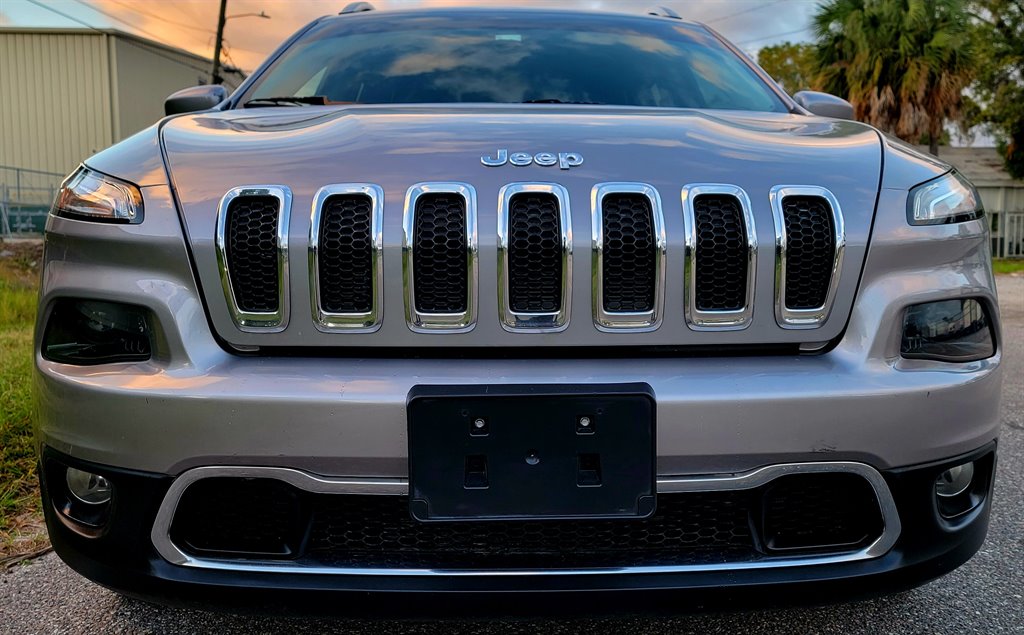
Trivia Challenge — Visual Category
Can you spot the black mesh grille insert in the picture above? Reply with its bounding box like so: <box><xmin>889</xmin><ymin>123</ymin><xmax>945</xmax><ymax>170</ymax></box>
<box><xmin>413</xmin><ymin>193</ymin><xmax>467</xmax><ymax>314</ymax></box>
<box><xmin>782</xmin><ymin>196</ymin><xmax>836</xmax><ymax>310</ymax></box>
<box><xmin>602</xmin><ymin>194</ymin><xmax>656</xmax><ymax>313</ymax></box>
<box><xmin>317</xmin><ymin>194</ymin><xmax>373</xmax><ymax>314</ymax></box>
<box><xmin>762</xmin><ymin>473</ymin><xmax>883</xmax><ymax>552</ymax></box>
<box><xmin>169</xmin><ymin>473</ymin><xmax>884</xmax><ymax>569</ymax></box>
<box><xmin>508</xmin><ymin>193</ymin><xmax>562</xmax><ymax>313</ymax></box>
<box><xmin>225</xmin><ymin>195</ymin><xmax>279</xmax><ymax>313</ymax></box>
<box><xmin>693</xmin><ymin>194</ymin><xmax>748</xmax><ymax>311</ymax></box>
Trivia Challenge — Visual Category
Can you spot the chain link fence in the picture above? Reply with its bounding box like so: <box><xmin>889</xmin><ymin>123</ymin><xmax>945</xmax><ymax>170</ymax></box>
<box><xmin>0</xmin><ymin>165</ymin><xmax>63</xmax><ymax>237</ymax></box>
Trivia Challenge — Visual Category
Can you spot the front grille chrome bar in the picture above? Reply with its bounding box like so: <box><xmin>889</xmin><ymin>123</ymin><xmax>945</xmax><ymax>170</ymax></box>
<box><xmin>770</xmin><ymin>185</ymin><xmax>845</xmax><ymax>329</ymax></box>
<box><xmin>591</xmin><ymin>183</ymin><xmax>666</xmax><ymax>331</ymax></box>
<box><xmin>402</xmin><ymin>182</ymin><xmax>478</xmax><ymax>333</ymax></box>
<box><xmin>497</xmin><ymin>183</ymin><xmax>573</xmax><ymax>332</ymax></box>
<box><xmin>308</xmin><ymin>184</ymin><xmax>384</xmax><ymax>332</ymax></box>
<box><xmin>681</xmin><ymin>184</ymin><xmax>757</xmax><ymax>330</ymax></box>
<box><xmin>214</xmin><ymin>185</ymin><xmax>291</xmax><ymax>332</ymax></box>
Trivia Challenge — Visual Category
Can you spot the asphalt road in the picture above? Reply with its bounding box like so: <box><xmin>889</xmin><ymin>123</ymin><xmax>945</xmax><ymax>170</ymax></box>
<box><xmin>2</xmin><ymin>276</ymin><xmax>1022</xmax><ymax>635</ymax></box>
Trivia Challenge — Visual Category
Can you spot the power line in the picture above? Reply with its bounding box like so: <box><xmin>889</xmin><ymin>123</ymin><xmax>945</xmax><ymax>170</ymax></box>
<box><xmin>705</xmin><ymin>0</ymin><xmax>786</xmax><ymax>25</ymax></box>
<box><xmin>101</xmin><ymin>0</ymin><xmax>217</xmax><ymax>35</ymax></box>
<box><xmin>68</xmin><ymin>0</ymin><xmax>191</xmax><ymax>50</ymax></box>
<box><xmin>24</xmin><ymin>0</ymin><xmax>213</xmax><ymax>76</ymax></box>
<box><xmin>736</xmin><ymin>27</ymin><xmax>812</xmax><ymax>45</ymax></box>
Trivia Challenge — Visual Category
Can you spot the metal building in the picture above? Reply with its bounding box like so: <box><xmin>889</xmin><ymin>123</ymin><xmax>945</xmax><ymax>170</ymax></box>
<box><xmin>0</xmin><ymin>27</ymin><xmax>243</xmax><ymax>233</ymax></box>
<box><xmin>916</xmin><ymin>146</ymin><xmax>1024</xmax><ymax>259</ymax></box>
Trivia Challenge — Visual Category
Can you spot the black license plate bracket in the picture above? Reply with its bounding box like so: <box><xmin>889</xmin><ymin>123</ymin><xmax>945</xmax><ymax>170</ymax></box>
<box><xmin>407</xmin><ymin>384</ymin><xmax>656</xmax><ymax>522</ymax></box>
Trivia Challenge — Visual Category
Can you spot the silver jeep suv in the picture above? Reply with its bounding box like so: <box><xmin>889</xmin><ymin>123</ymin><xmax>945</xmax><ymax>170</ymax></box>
<box><xmin>34</xmin><ymin>5</ymin><xmax>1002</xmax><ymax>611</ymax></box>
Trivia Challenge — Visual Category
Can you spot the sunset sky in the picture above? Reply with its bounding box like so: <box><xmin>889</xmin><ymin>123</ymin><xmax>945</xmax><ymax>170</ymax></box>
<box><xmin>1</xmin><ymin>0</ymin><xmax>819</xmax><ymax>73</ymax></box>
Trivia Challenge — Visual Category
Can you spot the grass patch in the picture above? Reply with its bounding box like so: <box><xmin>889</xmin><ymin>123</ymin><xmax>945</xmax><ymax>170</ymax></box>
<box><xmin>993</xmin><ymin>258</ymin><xmax>1024</xmax><ymax>275</ymax></box>
<box><xmin>0</xmin><ymin>242</ymin><xmax>46</xmax><ymax>557</ymax></box>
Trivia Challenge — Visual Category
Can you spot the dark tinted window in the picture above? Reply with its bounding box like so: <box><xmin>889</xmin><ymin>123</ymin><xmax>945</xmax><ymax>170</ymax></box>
<box><xmin>246</xmin><ymin>11</ymin><xmax>786</xmax><ymax>112</ymax></box>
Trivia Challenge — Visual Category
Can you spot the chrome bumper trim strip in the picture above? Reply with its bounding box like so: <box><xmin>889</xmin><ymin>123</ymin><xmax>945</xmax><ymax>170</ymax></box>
<box><xmin>152</xmin><ymin>461</ymin><xmax>901</xmax><ymax>576</ymax></box>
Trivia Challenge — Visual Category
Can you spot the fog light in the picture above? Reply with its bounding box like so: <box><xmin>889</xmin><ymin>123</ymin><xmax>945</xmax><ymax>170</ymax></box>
<box><xmin>901</xmin><ymin>298</ymin><xmax>995</xmax><ymax>362</ymax></box>
<box><xmin>65</xmin><ymin>467</ymin><xmax>113</xmax><ymax>505</ymax></box>
<box><xmin>42</xmin><ymin>299</ymin><xmax>152</xmax><ymax>365</ymax></box>
<box><xmin>936</xmin><ymin>462</ymin><xmax>974</xmax><ymax>498</ymax></box>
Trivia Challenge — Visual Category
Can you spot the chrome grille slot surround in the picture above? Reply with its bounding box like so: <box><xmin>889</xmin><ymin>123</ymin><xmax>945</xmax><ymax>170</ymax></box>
<box><xmin>591</xmin><ymin>183</ymin><xmax>666</xmax><ymax>331</ymax></box>
<box><xmin>681</xmin><ymin>184</ymin><xmax>757</xmax><ymax>330</ymax></box>
<box><xmin>215</xmin><ymin>185</ymin><xmax>291</xmax><ymax>332</ymax></box>
<box><xmin>309</xmin><ymin>184</ymin><xmax>384</xmax><ymax>332</ymax></box>
<box><xmin>402</xmin><ymin>183</ymin><xmax>478</xmax><ymax>332</ymax></box>
<box><xmin>497</xmin><ymin>183</ymin><xmax>572</xmax><ymax>332</ymax></box>
<box><xmin>770</xmin><ymin>185</ymin><xmax>845</xmax><ymax>329</ymax></box>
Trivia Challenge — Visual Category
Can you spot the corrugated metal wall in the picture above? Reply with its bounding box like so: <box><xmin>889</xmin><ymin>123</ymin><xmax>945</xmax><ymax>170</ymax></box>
<box><xmin>0</xmin><ymin>29</ymin><xmax>244</xmax><ymax>176</ymax></box>
<box><xmin>0</xmin><ymin>31</ymin><xmax>114</xmax><ymax>176</ymax></box>
<box><xmin>113</xmin><ymin>36</ymin><xmax>241</xmax><ymax>142</ymax></box>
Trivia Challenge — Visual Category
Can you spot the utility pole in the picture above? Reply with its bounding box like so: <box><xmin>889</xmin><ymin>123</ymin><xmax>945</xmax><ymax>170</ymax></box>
<box><xmin>211</xmin><ymin>0</ymin><xmax>228</xmax><ymax>85</ymax></box>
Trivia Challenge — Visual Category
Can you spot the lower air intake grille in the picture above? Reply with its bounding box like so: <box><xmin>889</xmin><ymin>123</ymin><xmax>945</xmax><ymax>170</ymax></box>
<box><xmin>317</xmin><ymin>194</ymin><xmax>373</xmax><ymax>314</ymax></box>
<box><xmin>508</xmin><ymin>193</ymin><xmax>562</xmax><ymax>313</ymax></box>
<box><xmin>693</xmin><ymin>194</ymin><xmax>748</xmax><ymax>311</ymax></box>
<box><xmin>413</xmin><ymin>193</ymin><xmax>467</xmax><ymax>314</ymax></box>
<box><xmin>225</xmin><ymin>195</ymin><xmax>280</xmax><ymax>313</ymax></box>
<box><xmin>169</xmin><ymin>473</ymin><xmax>884</xmax><ymax>569</ymax></box>
<box><xmin>782</xmin><ymin>196</ymin><xmax>835</xmax><ymax>309</ymax></box>
<box><xmin>602</xmin><ymin>193</ymin><xmax>656</xmax><ymax>313</ymax></box>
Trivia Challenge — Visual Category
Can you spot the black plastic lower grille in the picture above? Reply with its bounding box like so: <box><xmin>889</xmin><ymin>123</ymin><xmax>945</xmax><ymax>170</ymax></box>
<box><xmin>413</xmin><ymin>193</ymin><xmax>467</xmax><ymax>314</ymax></box>
<box><xmin>170</xmin><ymin>473</ymin><xmax>884</xmax><ymax>569</ymax></box>
<box><xmin>762</xmin><ymin>473</ymin><xmax>883</xmax><ymax>552</ymax></box>
<box><xmin>225</xmin><ymin>195</ymin><xmax>279</xmax><ymax>313</ymax></box>
<box><xmin>317</xmin><ymin>194</ymin><xmax>373</xmax><ymax>314</ymax></box>
<box><xmin>693</xmin><ymin>194</ymin><xmax>748</xmax><ymax>311</ymax></box>
<box><xmin>508</xmin><ymin>193</ymin><xmax>562</xmax><ymax>313</ymax></box>
<box><xmin>602</xmin><ymin>193</ymin><xmax>656</xmax><ymax>313</ymax></box>
<box><xmin>782</xmin><ymin>196</ymin><xmax>836</xmax><ymax>310</ymax></box>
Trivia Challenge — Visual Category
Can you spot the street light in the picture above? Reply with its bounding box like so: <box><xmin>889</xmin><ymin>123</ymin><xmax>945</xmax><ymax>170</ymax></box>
<box><xmin>211</xmin><ymin>4</ymin><xmax>270</xmax><ymax>85</ymax></box>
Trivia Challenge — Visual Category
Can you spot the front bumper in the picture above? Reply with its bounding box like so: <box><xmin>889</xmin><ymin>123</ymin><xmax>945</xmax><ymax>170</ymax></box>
<box><xmin>41</xmin><ymin>444</ymin><xmax>996</xmax><ymax>613</ymax></box>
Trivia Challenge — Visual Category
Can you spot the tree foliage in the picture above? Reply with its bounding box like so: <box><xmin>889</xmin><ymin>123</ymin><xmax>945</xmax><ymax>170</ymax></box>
<box><xmin>813</xmin><ymin>0</ymin><xmax>974</xmax><ymax>155</ymax></box>
<box><xmin>970</xmin><ymin>0</ymin><xmax>1024</xmax><ymax>178</ymax></box>
<box><xmin>757</xmin><ymin>42</ymin><xmax>819</xmax><ymax>94</ymax></box>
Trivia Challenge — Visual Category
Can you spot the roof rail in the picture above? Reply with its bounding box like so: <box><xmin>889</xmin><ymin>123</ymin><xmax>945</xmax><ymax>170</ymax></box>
<box><xmin>339</xmin><ymin>2</ymin><xmax>374</xmax><ymax>14</ymax></box>
<box><xmin>646</xmin><ymin>6</ymin><xmax>682</xmax><ymax>19</ymax></box>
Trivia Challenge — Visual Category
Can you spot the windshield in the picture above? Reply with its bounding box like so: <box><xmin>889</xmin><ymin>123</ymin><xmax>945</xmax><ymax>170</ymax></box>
<box><xmin>244</xmin><ymin>11</ymin><xmax>787</xmax><ymax>112</ymax></box>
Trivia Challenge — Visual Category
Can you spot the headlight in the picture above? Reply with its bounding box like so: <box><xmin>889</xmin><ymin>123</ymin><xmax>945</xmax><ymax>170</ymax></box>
<box><xmin>52</xmin><ymin>167</ymin><xmax>143</xmax><ymax>223</ymax></box>
<box><xmin>907</xmin><ymin>170</ymin><xmax>982</xmax><ymax>226</ymax></box>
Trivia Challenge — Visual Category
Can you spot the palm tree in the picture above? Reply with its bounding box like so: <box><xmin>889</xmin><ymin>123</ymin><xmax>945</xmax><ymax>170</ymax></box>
<box><xmin>813</xmin><ymin>0</ymin><xmax>974</xmax><ymax>155</ymax></box>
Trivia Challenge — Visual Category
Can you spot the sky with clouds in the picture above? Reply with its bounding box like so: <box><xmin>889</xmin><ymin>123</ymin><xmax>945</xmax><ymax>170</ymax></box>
<box><xmin>1</xmin><ymin>0</ymin><xmax>821</xmax><ymax>72</ymax></box>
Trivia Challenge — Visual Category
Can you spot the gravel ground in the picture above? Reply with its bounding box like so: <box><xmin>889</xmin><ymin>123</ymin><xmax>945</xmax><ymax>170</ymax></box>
<box><xmin>2</xmin><ymin>276</ymin><xmax>1022</xmax><ymax>635</ymax></box>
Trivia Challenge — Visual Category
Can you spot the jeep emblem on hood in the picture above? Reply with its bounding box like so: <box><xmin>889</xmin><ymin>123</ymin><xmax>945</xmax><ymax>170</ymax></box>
<box><xmin>481</xmin><ymin>149</ymin><xmax>584</xmax><ymax>170</ymax></box>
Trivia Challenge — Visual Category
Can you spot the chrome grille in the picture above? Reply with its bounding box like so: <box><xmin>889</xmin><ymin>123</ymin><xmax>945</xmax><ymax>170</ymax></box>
<box><xmin>309</xmin><ymin>184</ymin><xmax>383</xmax><ymax>332</ymax></box>
<box><xmin>592</xmin><ymin>183</ymin><xmax>666</xmax><ymax>331</ymax></box>
<box><xmin>215</xmin><ymin>186</ymin><xmax>290</xmax><ymax>331</ymax></box>
<box><xmin>771</xmin><ymin>186</ymin><xmax>845</xmax><ymax>329</ymax></box>
<box><xmin>402</xmin><ymin>183</ymin><xmax>478</xmax><ymax>332</ymax></box>
<box><xmin>682</xmin><ymin>185</ymin><xmax>757</xmax><ymax>330</ymax></box>
<box><xmin>498</xmin><ymin>183</ymin><xmax>572</xmax><ymax>331</ymax></box>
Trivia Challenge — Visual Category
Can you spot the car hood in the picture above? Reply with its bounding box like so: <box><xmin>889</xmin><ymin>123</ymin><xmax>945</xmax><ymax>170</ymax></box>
<box><xmin>154</xmin><ymin>104</ymin><xmax>883</xmax><ymax>349</ymax></box>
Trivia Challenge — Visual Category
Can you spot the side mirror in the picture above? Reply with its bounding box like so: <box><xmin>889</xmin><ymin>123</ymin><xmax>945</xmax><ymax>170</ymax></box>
<box><xmin>793</xmin><ymin>90</ymin><xmax>855</xmax><ymax>120</ymax></box>
<box><xmin>164</xmin><ymin>84</ymin><xmax>228</xmax><ymax>116</ymax></box>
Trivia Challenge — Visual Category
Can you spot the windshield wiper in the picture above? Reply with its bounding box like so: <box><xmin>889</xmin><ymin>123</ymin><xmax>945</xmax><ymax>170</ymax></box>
<box><xmin>242</xmin><ymin>96</ymin><xmax>329</xmax><ymax>108</ymax></box>
<box><xmin>522</xmin><ymin>99</ymin><xmax>604</xmax><ymax>105</ymax></box>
